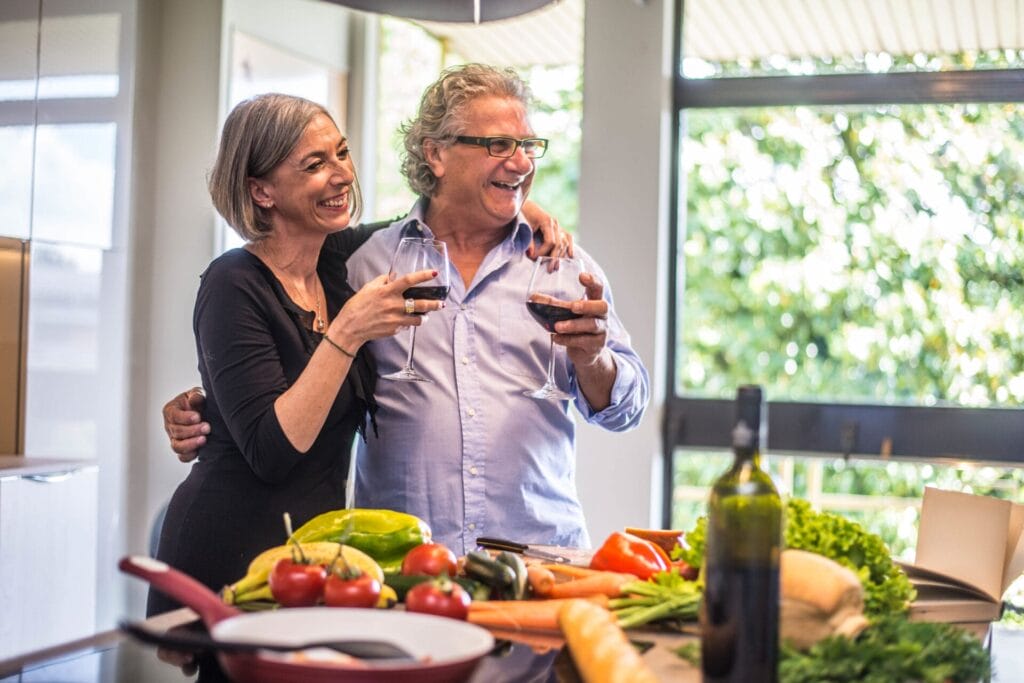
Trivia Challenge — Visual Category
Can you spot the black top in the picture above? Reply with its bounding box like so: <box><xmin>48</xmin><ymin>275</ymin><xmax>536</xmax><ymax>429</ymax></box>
<box><xmin>148</xmin><ymin>223</ymin><xmax>383</xmax><ymax>616</ymax></box>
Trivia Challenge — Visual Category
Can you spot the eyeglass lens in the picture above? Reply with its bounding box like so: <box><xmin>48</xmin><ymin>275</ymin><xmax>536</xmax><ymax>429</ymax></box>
<box><xmin>488</xmin><ymin>138</ymin><xmax>546</xmax><ymax>158</ymax></box>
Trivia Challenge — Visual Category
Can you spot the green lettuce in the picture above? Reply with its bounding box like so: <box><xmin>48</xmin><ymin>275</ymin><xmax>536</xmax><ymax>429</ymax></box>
<box><xmin>677</xmin><ymin>498</ymin><xmax>915</xmax><ymax>616</ymax></box>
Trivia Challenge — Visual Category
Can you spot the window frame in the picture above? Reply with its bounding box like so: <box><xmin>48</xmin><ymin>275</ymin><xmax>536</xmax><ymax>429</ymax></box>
<box><xmin>662</xmin><ymin>0</ymin><xmax>1024</xmax><ymax>525</ymax></box>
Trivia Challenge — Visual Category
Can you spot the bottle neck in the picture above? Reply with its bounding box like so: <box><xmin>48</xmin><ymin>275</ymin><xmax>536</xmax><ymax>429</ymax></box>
<box><xmin>733</xmin><ymin>444</ymin><xmax>762</xmax><ymax>468</ymax></box>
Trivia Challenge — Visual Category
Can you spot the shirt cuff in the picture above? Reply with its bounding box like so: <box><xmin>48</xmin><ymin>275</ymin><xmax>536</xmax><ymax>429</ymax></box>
<box><xmin>576</xmin><ymin>351</ymin><xmax>636</xmax><ymax>421</ymax></box>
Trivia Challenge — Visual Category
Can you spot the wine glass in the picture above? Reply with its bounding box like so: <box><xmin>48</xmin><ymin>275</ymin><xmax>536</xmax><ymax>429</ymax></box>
<box><xmin>524</xmin><ymin>256</ymin><xmax>586</xmax><ymax>400</ymax></box>
<box><xmin>380</xmin><ymin>237</ymin><xmax>450</xmax><ymax>383</ymax></box>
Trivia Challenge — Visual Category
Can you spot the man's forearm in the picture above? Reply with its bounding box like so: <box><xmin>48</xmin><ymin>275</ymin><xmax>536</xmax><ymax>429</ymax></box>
<box><xmin>574</xmin><ymin>348</ymin><xmax>618</xmax><ymax>412</ymax></box>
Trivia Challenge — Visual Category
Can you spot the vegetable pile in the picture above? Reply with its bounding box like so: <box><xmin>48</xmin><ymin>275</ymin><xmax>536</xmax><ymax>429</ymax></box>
<box><xmin>678</xmin><ymin>498</ymin><xmax>916</xmax><ymax>616</ymax></box>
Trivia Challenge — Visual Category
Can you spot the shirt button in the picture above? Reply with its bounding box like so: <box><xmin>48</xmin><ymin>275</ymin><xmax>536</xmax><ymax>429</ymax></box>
<box><xmin>461</xmin><ymin>356</ymin><xmax>470</xmax><ymax>365</ymax></box>
<box><xmin>467</xmin><ymin>407</ymin><xmax>476</xmax><ymax>417</ymax></box>
<box><xmin>468</xmin><ymin>522</ymin><xmax>476</xmax><ymax>530</ymax></box>
<box><xmin>459</xmin><ymin>304</ymin><xmax>467</xmax><ymax>311</ymax></box>
<box><xmin>469</xmin><ymin>466</ymin><xmax>478</xmax><ymax>476</ymax></box>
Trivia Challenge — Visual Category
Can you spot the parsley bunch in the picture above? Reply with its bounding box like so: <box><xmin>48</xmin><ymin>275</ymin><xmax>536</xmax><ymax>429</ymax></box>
<box><xmin>676</xmin><ymin>498</ymin><xmax>916</xmax><ymax>617</ymax></box>
<box><xmin>778</xmin><ymin>615</ymin><xmax>990</xmax><ymax>682</ymax></box>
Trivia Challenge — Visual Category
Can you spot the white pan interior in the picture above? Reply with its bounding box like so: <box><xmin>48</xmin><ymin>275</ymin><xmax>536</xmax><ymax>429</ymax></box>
<box><xmin>211</xmin><ymin>607</ymin><xmax>494</xmax><ymax>666</ymax></box>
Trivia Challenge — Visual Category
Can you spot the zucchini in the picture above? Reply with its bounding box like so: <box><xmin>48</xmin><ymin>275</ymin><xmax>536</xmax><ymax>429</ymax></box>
<box><xmin>464</xmin><ymin>550</ymin><xmax>517</xmax><ymax>595</ymax></box>
<box><xmin>495</xmin><ymin>551</ymin><xmax>528</xmax><ymax>600</ymax></box>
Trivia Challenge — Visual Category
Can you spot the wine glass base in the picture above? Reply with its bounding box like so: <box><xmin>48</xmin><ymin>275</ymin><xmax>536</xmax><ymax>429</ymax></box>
<box><xmin>381</xmin><ymin>368</ymin><xmax>432</xmax><ymax>383</ymax></box>
<box><xmin>523</xmin><ymin>385</ymin><xmax>573</xmax><ymax>401</ymax></box>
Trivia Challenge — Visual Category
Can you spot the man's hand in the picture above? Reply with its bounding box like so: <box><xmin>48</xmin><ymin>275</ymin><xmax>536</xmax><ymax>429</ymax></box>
<box><xmin>552</xmin><ymin>272</ymin><xmax>616</xmax><ymax>411</ymax></box>
<box><xmin>553</xmin><ymin>272</ymin><xmax>610</xmax><ymax>367</ymax></box>
<box><xmin>163</xmin><ymin>388</ymin><xmax>210</xmax><ymax>463</ymax></box>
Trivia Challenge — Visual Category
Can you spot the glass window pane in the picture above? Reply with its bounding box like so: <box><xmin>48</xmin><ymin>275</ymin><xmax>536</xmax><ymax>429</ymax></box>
<box><xmin>681</xmin><ymin>1</ymin><xmax>1024</xmax><ymax>79</ymax></box>
<box><xmin>24</xmin><ymin>243</ymin><xmax>103</xmax><ymax>459</ymax></box>
<box><xmin>38</xmin><ymin>13</ymin><xmax>121</xmax><ymax>99</ymax></box>
<box><xmin>32</xmin><ymin>123</ymin><xmax>116</xmax><ymax>247</ymax></box>
<box><xmin>672</xmin><ymin>448</ymin><xmax>1024</xmax><ymax>561</ymax></box>
<box><xmin>677</xmin><ymin>103</ymin><xmax>1024</xmax><ymax>408</ymax></box>
<box><xmin>0</xmin><ymin>0</ymin><xmax>39</xmax><ymax>103</ymax></box>
<box><xmin>0</xmin><ymin>125</ymin><xmax>33</xmax><ymax>239</ymax></box>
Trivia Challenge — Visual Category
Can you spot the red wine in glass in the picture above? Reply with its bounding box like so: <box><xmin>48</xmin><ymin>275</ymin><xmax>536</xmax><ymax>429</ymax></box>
<box><xmin>527</xmin><ymin>301</ymin><xmax>582</xmax><ymax>332</ymax></box>
<box><xmin>381</xmin><ymin>237</ymin><xmax>450</xmax><ymax>382</ymax></box>
<box><xmin>523</xmin><ymin>256</ymin><xmax>587</xmax><ymax>400</ymax></box>
<box><xmin>402</xmin><ymin>285</ymin><xmax>450</xmax><ymax>315</ymax></box>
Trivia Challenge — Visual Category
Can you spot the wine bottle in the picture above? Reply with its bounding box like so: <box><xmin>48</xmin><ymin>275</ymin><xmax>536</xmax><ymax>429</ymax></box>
<box><xmin>700</xmin><ymin>385</ymin><xmax>782</xmax><ymax>683</ymax></box>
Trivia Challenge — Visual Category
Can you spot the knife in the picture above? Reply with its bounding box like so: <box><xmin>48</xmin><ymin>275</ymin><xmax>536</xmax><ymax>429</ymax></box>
<box><xmin>475</xmin><ymin>537</ymin><xmax>573</xmax><ymax>564</ymax></box>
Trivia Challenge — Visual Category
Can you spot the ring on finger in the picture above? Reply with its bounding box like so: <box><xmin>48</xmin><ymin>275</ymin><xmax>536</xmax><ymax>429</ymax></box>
<box><xmin>404</xmin><ymin>298</ymin><xmax>416</xmax><ymax>315</ymax></box>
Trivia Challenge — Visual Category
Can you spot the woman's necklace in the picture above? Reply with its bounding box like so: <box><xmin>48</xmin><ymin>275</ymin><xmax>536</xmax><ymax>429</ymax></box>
<box><xmin>249</xmin><ymin>243</ymin><xmax>326</xmax><ymax>333</ymax></box>
<box><xmin>293</xmin><ymin>279</ymin><xmax>326</xmax><ymax>333</ymax></box>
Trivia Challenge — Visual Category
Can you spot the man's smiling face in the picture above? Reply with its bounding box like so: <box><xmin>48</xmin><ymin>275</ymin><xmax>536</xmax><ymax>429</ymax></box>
<box><xmin>429</xmin><ymin>95</ymin><xmax>537</xmax><ymax>229</ymax></box>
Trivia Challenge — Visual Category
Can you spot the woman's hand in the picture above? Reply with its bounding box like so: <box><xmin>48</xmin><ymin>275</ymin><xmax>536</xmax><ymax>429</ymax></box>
<box><xmin>328</xmin><ymin>269</ymin><xmax>445</xmax><ymax>350</ymax></box>
<box><xmin>522</xmin><ymin>199</ymin><xmax>573</xmax><ymax>259</ymax></box>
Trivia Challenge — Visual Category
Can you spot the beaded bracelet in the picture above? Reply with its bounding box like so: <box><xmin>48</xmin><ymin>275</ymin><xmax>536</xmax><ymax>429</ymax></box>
<box><xmin>323</xmin><ymin>334</ymin><xmax>356</xmax><ymax>359</ymax></box>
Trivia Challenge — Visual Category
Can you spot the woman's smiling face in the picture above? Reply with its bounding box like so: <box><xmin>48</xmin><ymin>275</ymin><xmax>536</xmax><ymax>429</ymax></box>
<box><xmin>255</xmin><ymin>113</ymin><xmax>356</xmax><ymax>237</ymax></box>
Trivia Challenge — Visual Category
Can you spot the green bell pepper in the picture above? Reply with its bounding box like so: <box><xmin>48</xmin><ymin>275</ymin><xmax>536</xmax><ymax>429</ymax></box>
<box><xmin>289</xmin><ymin>508</ymin><xmax>431</xmax><ymax>573</ymax></box>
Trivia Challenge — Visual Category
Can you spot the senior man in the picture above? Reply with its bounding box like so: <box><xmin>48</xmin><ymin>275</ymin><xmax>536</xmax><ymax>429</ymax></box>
<box><xmin>164</xmin><ymin>64</ymin><xmax>649</xmax><ymax>554</ymax></box>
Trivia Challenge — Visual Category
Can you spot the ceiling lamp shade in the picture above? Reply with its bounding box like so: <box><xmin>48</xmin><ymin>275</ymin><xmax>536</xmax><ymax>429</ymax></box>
<box><xmin>318</xmin><ymin>0</ymin><xmax>559</xmax><ymax>23</ymax></box>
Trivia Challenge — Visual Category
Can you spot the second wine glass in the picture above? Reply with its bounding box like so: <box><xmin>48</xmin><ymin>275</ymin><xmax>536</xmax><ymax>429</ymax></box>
<box><xmin>524</xmin><ymin>256</ymin><xmax>586</xmax><ymax>400</ymax></box>
<box><xmin>380</xmin><ymin>237</ymin><xmax>450</xmax><ymax>383</ymax></box>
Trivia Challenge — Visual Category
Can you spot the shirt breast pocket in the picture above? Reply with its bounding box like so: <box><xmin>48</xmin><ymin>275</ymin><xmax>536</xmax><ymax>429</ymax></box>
<box><xmin>498</xmin><ymin>301</ymin><xmax>569</xmax><ymax>384</ymax></box>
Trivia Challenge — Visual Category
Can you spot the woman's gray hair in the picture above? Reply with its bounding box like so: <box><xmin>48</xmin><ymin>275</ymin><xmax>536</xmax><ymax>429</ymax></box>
<box><xmin>400</xmin><ymin>64</ymin><xmax>533</xmax><ymax>197</ymax></box>
<box><xmin>208</xmin><ymin>93</ymin><xmax>362</xmax><ymax>242</ymax></box>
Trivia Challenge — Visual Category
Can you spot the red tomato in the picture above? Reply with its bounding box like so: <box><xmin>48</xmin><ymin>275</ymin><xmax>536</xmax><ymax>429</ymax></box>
<box><xmin>405</xmin><ymin>579</ymin><xmax>470</xmax><ymax>620</ymax></box>
<box><xmin>401</xmin><ymin>542</ymin><xmax>458</xmax><ymax>577</ymax></box>
<box><xmin>268</xmin><ymin>558</ymin><xmax>326</xmax><ymax>607</ymax></box>
<box><xmin>323</xmin><ymin>572</ymin><xmax>382</xmax><ymax>608</ymax></box>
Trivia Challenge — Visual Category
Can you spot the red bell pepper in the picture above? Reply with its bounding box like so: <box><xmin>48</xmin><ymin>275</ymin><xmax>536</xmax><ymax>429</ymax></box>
<box><xmin>589</xmin><ymin>531</ymin><xmax>671</xmax><ymax>580</ymax></box>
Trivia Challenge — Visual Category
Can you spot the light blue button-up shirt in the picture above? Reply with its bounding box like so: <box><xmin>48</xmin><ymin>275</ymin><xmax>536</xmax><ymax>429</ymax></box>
<box><xmin>346</xmin><ymin>199</ymin><xmax>650</xmax><ymax>555</ymax></box>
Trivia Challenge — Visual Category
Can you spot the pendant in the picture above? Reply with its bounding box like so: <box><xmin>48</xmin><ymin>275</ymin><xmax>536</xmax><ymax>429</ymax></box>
<box><xmin>316</xmin><ymin>317</ymin><xmax>325</xmax><ymax>333</ymax></box>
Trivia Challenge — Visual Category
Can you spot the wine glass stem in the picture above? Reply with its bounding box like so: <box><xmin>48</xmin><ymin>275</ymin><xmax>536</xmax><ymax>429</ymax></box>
<box><xmin>404</xmin><ymin>326</ymin><xmax>418</xmax><ymax>372</ymax></box>
<box><xmin>545</xmin><ymin>335</ymin><xmax>557</xmax><ymax>388</ymax></box>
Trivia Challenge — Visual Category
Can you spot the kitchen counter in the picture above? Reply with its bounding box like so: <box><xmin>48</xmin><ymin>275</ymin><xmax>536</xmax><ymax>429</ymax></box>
<box><xmin>5</xmin><ymin>608</ymin><xmax>1021</xmax><ymax>682</ymax></box>
<box><xmin>0</xmin><ymin>455</ymin><xmax>97</xmax><ymax>477</ymax></box>
<box><xmin>0</xmin><ymin>608</ymin><xmax>700</xmax><ymax>682</ymax></box>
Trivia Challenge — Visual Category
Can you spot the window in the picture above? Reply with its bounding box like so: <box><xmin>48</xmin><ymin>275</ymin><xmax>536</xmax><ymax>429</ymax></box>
<box><xmin>667</xmin><ymin>1</ymin><xmax>1024</xmax><ymax>557</ymax></box>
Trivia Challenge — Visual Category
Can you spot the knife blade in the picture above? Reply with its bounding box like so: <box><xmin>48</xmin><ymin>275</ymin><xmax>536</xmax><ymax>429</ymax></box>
<box><xmin>475</xmin><ymin>536</ymin><xmax>572</xmax><ymax>564</ymax></box>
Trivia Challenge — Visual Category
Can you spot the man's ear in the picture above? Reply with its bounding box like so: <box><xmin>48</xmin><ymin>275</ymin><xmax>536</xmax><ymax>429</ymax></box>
<box><xmin>423</xmin><ymin>139</ymin><xmax>445</xmax><ymax>179</ymax></box>
<box><xmin>248</xmin><ymin>178</ymin><xmax>274</xmax><ymax>209</ymax></box>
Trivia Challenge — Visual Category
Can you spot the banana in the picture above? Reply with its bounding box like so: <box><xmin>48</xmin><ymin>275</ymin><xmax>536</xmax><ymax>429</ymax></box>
<box><xmin>224</xmin><ymin>542</ymin><xmax>384</xmax><ymax>604</ymax></box>
<box><xmin>376</xmin><ymin>584</ymin><xmax>398</xmax><ymax>609</ymax></box>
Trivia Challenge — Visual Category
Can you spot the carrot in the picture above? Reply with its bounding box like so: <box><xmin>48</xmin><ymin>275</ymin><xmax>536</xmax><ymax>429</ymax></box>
<box><xmin>548</xmin><ymin>571</ymin><xmax>635</xmax><ymax>599</ymax></box>
<box><xmin>468</xmin><ymin>596</ymin><xmax>609</xmax><ymax>632</ymax></box>
<box><xmin>527</xmin><ymin>565</ymin><xmax>556</xmax><ymax>597</ymax></box>
<box><xmin>543</xmin><ymin>564</ymin><xmax>604</xmax><ymax>578</ymax></box>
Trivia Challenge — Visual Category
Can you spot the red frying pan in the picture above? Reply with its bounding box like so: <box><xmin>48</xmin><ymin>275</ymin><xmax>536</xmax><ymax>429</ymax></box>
<box><xmin>119</xmin><ymin>556</ymin><xmax>493</xmax><ymax>683</ymax></box>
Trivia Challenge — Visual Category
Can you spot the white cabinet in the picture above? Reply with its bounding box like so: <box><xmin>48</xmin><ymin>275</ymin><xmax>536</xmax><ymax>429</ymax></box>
<box><xmin>0</xmin><ymin>464</ymin><xmax>98</xmax><ymax>660</ymax></box>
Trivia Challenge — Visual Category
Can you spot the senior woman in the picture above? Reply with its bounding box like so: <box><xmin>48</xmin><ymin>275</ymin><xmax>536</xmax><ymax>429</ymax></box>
<box><xmin>147</xmin><ymin>93</ymin><xmax>444</xmax><ymax>616</ymax></box>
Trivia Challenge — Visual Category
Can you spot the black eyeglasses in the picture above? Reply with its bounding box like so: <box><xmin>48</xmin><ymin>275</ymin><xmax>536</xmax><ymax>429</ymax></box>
<box><xmin>454</xmin><ymin>136</ymin><xmax>549</xmax><ymax>159</ymax></box>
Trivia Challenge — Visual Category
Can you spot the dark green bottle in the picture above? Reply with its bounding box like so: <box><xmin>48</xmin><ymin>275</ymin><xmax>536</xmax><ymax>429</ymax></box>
<box><xmin>700</xmin><ymin>385</ymin><xmax>782</xmax><ymax>683</ymax></box>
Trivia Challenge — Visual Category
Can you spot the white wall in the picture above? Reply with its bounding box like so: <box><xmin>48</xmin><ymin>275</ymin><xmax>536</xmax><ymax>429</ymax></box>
<box><xmin>127</xmin><ymin>0</ymin><xmax>223</xmax><ymax>616</ymax></box>
<box><xmin>575</xmin><ymin>0</ymin><xmax>672</xmax><ymax>538</ymax></box>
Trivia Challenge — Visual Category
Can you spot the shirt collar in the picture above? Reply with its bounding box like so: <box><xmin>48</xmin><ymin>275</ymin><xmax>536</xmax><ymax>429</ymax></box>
<box><xmin>403</xmin><ymin>197</ymin><xmax>534</xmax><ymax>253</ymax></box>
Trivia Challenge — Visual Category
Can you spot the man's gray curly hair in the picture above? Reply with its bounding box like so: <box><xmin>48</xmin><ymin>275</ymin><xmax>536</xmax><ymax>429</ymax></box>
<box><xmin>400</xmin><ymin>63</ymin><xmax>533</xmax><ymax>197</ymax></box>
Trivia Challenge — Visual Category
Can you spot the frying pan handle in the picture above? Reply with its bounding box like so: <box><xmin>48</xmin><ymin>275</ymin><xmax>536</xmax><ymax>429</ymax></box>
<box><xmin>119</xmin><ymin>555</ymin><xmax>240</xmax><ymax>627</ymax></box>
